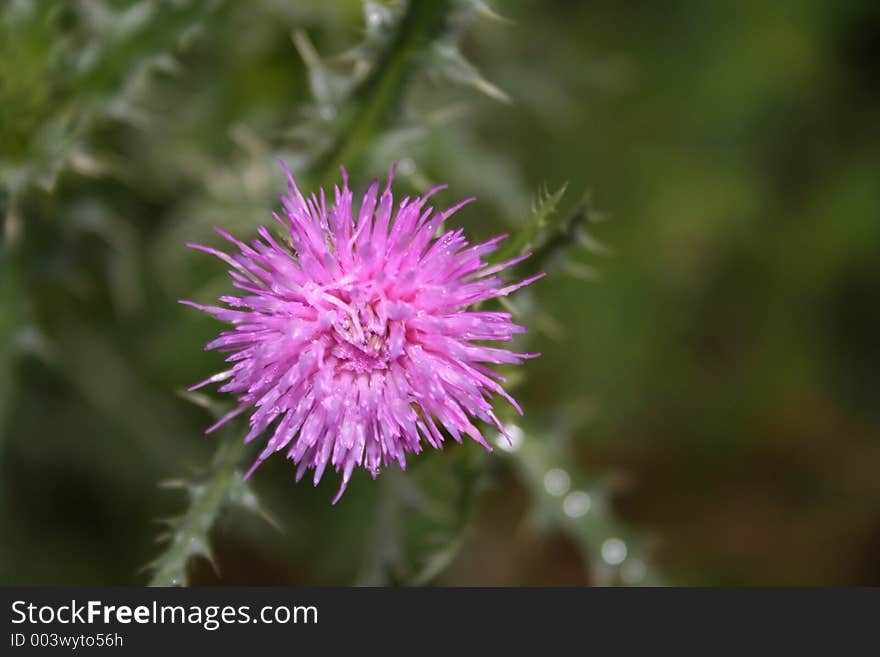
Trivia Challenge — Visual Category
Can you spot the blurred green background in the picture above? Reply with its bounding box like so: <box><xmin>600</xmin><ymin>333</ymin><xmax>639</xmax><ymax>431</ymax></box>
<box><xmin>2</xmin><ymin>0</ymin><xmax>879</xmax><ymax>586</ymax></box>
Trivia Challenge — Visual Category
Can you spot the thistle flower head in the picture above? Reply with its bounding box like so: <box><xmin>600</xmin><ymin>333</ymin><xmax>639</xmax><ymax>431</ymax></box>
<box><xmin>183</xmin><ymin>163</ymin><xmax>542</xmax><ymax>502</ymax></box>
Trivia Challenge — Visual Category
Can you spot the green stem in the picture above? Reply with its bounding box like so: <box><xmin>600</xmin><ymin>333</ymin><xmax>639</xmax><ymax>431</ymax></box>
<box><xmin>527</xmin><ymin>197</ymin><xmax>595</xmax><ymax>276</ymax></box>
<box><xmin>354</xmin><ymin>469</ymin><xmax>405</xmax><ymax>586</ymax></box>
<box><xmin>148</xmin><ymin>426</ymin><xmax>247</xmax><ymax>587</ymax></box>
<box><xmin>409</xmin><ymin>449</ymin><xmax>482</xmax><ymax>585</ymax></box>
<box><xmin>507</xmin><ymin>426</ymin><xmax>664</xmax><ymax>586</ymax></box>
<box><xmin>310</xmin><ymin>0</ymin><xmax>452</xmax><ymax>187</ymax></box>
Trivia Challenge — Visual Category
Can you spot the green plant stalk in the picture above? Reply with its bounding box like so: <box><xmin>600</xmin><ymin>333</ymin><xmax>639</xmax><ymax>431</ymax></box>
<box><xmin>354</xmin><ymin>469</ymin><xmax>405</xmax><ymax>586</ymax></box>
<box><xmin>148</xmin><ymin>426</ymin><xmax>247</xmax><ymax>587</ymax></box>
<box><xmin>492</xmin><ymin>184</ymin><xmax>569</xmax><ymax>265</ymax></box>
<box><xmin>507</xmin><ymin>432</ymin><xmax>664</xmax><ymax>586</ymax></box>
<box><xmin>409</xmin><ymin>448</ymin><xmax>483</xmax><ymax>585</ymax></box>
<box><xmin>355</xmin><ymin>446</ymin><xmax>483</xmax><ymax>586</ymax></box>
<box><xmin>310</xmin><ymin>0</ymin><xmax>452</xmax><ymax>187</ymax></box>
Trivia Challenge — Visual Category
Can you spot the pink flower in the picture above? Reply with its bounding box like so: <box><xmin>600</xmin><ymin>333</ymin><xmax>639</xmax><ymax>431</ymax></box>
<box><xmin>182</xmin><ymin>163</ymin><xmax>542</xmax><ymax>502</ymax></box>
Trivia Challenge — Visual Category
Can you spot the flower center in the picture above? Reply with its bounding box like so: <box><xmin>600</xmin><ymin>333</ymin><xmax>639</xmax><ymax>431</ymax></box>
<box><xmin>330</xmin><ymin>300</ymin><xmax>391</xmax><ymax>372</ymax></box>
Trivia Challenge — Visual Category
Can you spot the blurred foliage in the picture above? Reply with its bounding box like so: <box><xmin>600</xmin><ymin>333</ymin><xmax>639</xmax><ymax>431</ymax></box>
<box><xmin>2</xmin><ymin>0</ymin><xmax>879</xmax><ymax>586</ymax></box>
